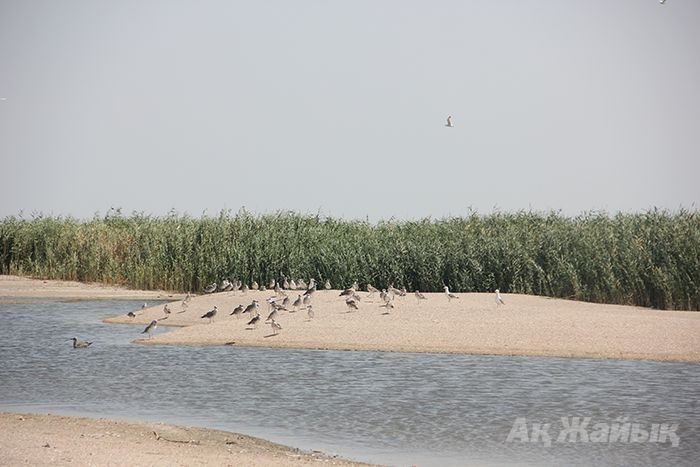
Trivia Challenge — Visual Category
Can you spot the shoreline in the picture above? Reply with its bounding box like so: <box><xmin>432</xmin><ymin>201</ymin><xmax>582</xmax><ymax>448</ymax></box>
<box><xmin>3</xmin><ymin>275</ymin><xmax>699</xmax><ymax>363</ymax></box>
<box><xmin>0</xmin><ymin>275</ymin><xmax>183</xmax><ymax>301</ymax></box>
<box><xmin>0</xmin><ymin>412</ymin><xmax>370</xmax><ymax>466</ymax></box>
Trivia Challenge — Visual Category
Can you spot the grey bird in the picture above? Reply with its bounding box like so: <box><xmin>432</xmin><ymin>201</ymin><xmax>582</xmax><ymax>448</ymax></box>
<box><xmin>346</xmin><ymin>298</ymin><xmax>359</xmax><ymax>312</ymax></box>
<box><xmin>252</xmin><ymin>281</ymin><xmax>259</xmax><ymax>290</ymax></box>
<box><xmin>201</xmin><ymin>306</ymin><xmax>218</xmax><ymax>323</ymax></box>
<box><xmin>142</xmin><ymin>320</ymin><xmax>158</xmax><ymax>339</ymax></box>
<box><xmin>495</xmin><ymin>289</ymin><xmax>505</xmax><ymax>306</ymax></box>
<box><xmin>163</xmin><ymin>304</ymin><xmax>171</xmax><ymax>315</ymax></box>
<box><xmin>324</xmin><ymin>279</ymin><xmax>331</xmax><ymax>290</ymax></box>
<box><xmin>304</xmin><ymin>280</ymin><xmax>316</xmax><ymax>296</ymax></box>
<box><xmin>241</xmin><ymin>284</ymin><xmax>249</xmax><ymax>294</ymax></box>
<box><xmin>270</xmin><ymin>319</ymin><xmax>282</xmax><ymax>335</ymax></box>
<box><xmin>230</xmin><ymin>304</ymin><xmax>244</xmax><ymax>317</ymax></box>
<box><xmin>70</xmin><ymin>337</ymin><xmax>93</xmax><ymax>348</ymax></box>
<box><xmin>444</xmin><ymin>286</ymin><xmax>459</xmax><ymax>302</ymax></box>
<box><xmin>367</xmin><ymin>284</ymin><xmax>379</xmax><ymax>296</ymax></box>
<box><xmin>307</xmin><ymin>304</ymin><xmax>315</xmax><ymax>320</ymax></box>
<box><xmin>446</xmin><ymin>115</ymin><xmax>454</xmax><ymax>127</ymax></box>
<box><xmin>268</xmin><ymin>279</ymin><xmax>276</xmax><ymax>289</ymax></box>
<box><xmin>204</xmin><ymin>283</ymin><xmax>217</xmax><ymax>294</ymax></box>
<box><xmin>243</xmin><ymin>300</ymin><xmax>259</xmax><ymax>315</ymax></box>
<box><xmin>292</xmin><ymin>294</ymin><xmax>303</xmax><ymax>312</ymax></box>
<box><xmin>415</xmin><ymin>290</ymin><xmax>427</xmax><ymax>302</ymax></box>
<box><xmin>380</xmin><ymin>301</ymin><xmax>395</xmax><ymax>314</ymax></box>
<box><xmin>289</xmin><ymin>279</ymin><xmax>297</xmax><ymax>290</ymax></box>
<box><xmin>266</xmin><ymin>308</ymin><xmax>279</xmax><ymax>322</ymax></box>
<box><xmin>339</xmin><ymin>288</ymin><xmax>354</xmax><ymax>297</ymax></box>
<box><xmin>247</xmin><ymin>313</ymin><xmax>261</xmax><ymax>328</ymax></box>
<box><xmin>127</xmin><ymin>311</ymin><xmax>136</xmax><ymax>318</ymax></box>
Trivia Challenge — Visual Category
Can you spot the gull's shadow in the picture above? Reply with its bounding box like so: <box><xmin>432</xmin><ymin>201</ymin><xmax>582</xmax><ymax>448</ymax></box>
<box><xmin>263</xmin><ymin>333</ymin><xmax>278</xmax><ymax>338</ymax></box>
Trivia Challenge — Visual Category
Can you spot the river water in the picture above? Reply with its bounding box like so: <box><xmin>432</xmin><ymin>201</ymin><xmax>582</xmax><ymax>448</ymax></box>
<box><xmin>0</xmin><ymin>300</ymin><xmax>698</xmax><ymax>466</ymax></box>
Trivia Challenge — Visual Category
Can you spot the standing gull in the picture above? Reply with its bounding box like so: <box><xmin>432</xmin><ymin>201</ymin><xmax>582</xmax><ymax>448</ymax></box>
<box><xmin>324</xmin><ymin>279</ymin><xmax>332</xmax><ymax>290</ymax></box>
<box><xmin>444</xmin><ymin>286</ymin><xmax>459</xmax><ymax>302</ymax></box>
<box><xmin>243</xmin><ymin>300</ymin><xmax>259</xmax><ymax>316</ymax></box>
<box><xmin>415</xmin><ymin>290</ymin><xmax>427</xmax><ymax>302</ymax></box>
<box><xmin>247</xmin><ymin>313</ymin><xmax>261</xmax><ymax>328</ymax></box>
<box><xmin>495</xmin><ymin>289</ymin><xmax>505</xmax><ymax>306</ymax></box>
<box><xmin>230</xmin><ymin>304</ymin><xmax>244</xmax><ymax>317</ymax></box>
<box><xmin>270</xmin><ymin>319</ymin><xmax>282</xmax><ymax>335</ymax></box>
<box><xmin>346</xmin><ymin>298</ymin><xmax>359</xmax><ymax>312</ymax></box>
<box><xmin>142</xmin><ymin>320</ymin><xmax>158</xmax><ymax>339</ymax></box>
<box><xmin>446</xmin><ymin>115</ymin><xmax>454</xmax><ymax>127</ymax></box>
<box><xmin>201</xmin><ymin>306</ymin><xmax>218</xmax><ymax>323</ymax></box>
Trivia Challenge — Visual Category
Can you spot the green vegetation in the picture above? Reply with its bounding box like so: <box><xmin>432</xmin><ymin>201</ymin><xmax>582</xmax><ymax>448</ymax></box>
<box><xmin>1</xmin><ymin>209</ymin><xmax>698</xmax><ymax>310</ymax></box>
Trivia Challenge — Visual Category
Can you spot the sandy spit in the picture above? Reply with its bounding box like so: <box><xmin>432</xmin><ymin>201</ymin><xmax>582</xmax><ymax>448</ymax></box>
<box><xmin>0</xmin><ymin>275</ymin><xmax>183</xmax><ymax>302</ymax></box>
<box><xmin>0</xmin><ymin>412</ymin><xmax>371</xmax><ymax>467</ymax></box>
<box><xmin>106</xmin><ymin>287</ymin><xmax>700</xmax><ymax>363</ymax></box>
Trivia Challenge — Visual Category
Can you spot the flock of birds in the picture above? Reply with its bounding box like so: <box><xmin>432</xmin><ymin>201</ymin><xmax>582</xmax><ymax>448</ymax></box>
<box><xmin>71</xmin><ymin>278</ymin><xmax>508</xmax><ymax>348</ymax></box>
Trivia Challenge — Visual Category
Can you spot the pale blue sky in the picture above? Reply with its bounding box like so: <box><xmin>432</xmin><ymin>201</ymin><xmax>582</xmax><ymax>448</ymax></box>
<box><xmin>0</xmin><ymin>0</ymin><xmax>698</xmax><ymax>220</ymax></box>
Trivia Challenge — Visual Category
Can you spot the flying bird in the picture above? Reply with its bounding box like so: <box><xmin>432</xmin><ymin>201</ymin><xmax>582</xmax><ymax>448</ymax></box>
<box><xmin>446</xmin><ymin>115</ymin><xmax>454</xmax><ymax>127</ymax></box>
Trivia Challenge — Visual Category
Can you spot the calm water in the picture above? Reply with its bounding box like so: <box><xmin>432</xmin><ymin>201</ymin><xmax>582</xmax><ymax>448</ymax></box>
<box><xmin>0</xmin><ymin>300</ymin><xmax>698</xmax><ymax>466</ymax></box>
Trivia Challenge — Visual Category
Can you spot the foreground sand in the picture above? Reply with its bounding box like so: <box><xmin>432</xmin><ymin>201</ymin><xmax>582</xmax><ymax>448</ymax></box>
<box><xmin>0</xmin><ymin>413</ymin><xmax>367</xmax><ymax>467</ymax></box>
<box><xmin>106</xmin><ymin>287</ymin><xmax>700</xmax><ymax>363</ymax></box>
<box><xmin>0</xmin><ymin>275</ymin><xmax>182</xmax><ymax>301</ymax></box>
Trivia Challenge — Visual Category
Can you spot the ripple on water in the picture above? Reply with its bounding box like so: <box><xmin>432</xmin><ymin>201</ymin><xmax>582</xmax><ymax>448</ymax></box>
<box><xmin>0</xmin><ymin>300</ymin><xmax>698</xmax><ymax>466</ymax></box>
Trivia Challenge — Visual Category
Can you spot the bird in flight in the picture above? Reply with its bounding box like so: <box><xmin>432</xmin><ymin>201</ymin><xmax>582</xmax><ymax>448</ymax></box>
<box><xmin>446</xmin><ymin>115</ymin><xmax>454</xmax><ymax>127</ymax></box>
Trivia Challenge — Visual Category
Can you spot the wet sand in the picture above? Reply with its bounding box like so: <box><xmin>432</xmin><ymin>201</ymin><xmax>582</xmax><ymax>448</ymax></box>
<box><xmin>0</xmin><ymin>412</ymin><xmax>369</xmax><ymax>467</ymax></box>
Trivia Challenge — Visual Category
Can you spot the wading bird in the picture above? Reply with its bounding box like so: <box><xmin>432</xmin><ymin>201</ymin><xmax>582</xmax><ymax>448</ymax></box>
<box><xmin>142</xmin><ymin>320</ymin><xmax>158</xmax><ymax>339</ymax></box>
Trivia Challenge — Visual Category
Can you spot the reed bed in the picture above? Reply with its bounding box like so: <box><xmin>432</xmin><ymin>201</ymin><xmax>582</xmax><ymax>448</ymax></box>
<box><xmin>1</xmin><ymin>209</ymin><xmax>698</xmax><ymax>310</ymax></box>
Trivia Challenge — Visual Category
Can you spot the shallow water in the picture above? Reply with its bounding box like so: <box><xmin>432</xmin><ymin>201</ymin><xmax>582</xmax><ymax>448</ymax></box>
<box><xmin>0</xmin><ymin>300</ymin><xmax>698</xmax><ymax>466</ymax></box>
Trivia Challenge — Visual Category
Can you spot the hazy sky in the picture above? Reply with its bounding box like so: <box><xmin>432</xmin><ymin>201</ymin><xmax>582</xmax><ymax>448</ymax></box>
<box><xmin>1</xmin><ymin>0</ymin><xmax>698</xmax><ymax>220</ymax></box>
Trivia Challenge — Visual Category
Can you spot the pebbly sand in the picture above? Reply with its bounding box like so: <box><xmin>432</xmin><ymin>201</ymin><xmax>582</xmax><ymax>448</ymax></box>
<box><xmin>0</xmin><ymin>413</ymin><xmax>369</xmax><ymax>467</ymax></box>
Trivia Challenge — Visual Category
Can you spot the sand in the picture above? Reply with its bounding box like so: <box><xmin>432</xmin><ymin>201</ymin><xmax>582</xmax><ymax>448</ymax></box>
<box><xmin>0</xmin><ymin>275</ymin><xmax>182</xmax><ymax>302</ymax></box>
<box><xmin>2</xmin><ymin>274</ymin><xmax>699</xmax><ymax>362</ymax></box>
<box><xmin>104</xmin><ymin>287</ymin><xmax>700</xmax><ymax>363</ymax></box>
<box><xmin>0</xmin><ymin>413</ymin><xmax>369</xmax><ymax>467</ymax></box>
